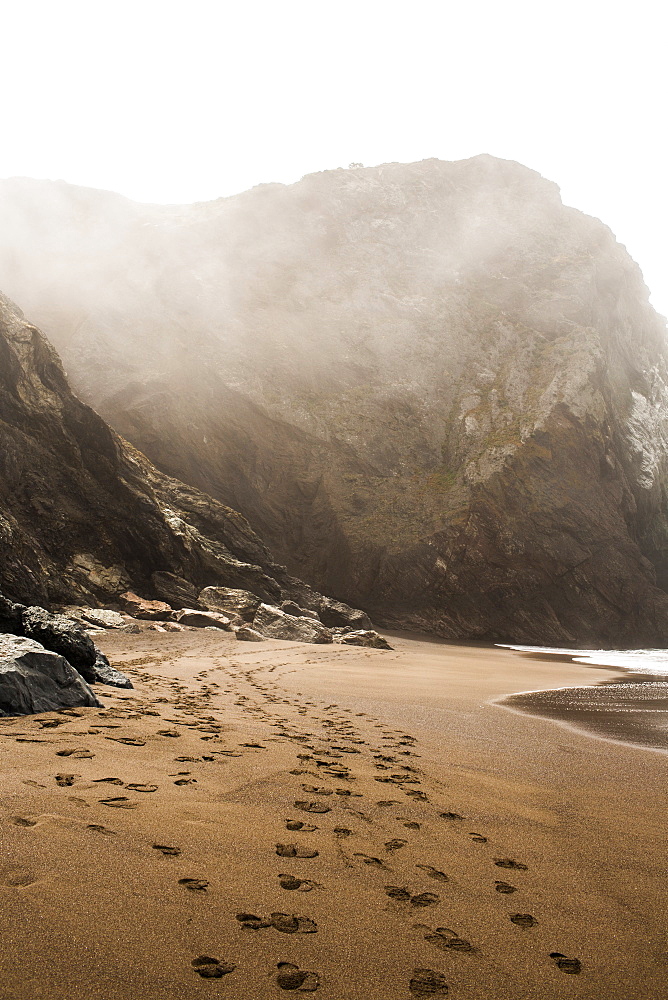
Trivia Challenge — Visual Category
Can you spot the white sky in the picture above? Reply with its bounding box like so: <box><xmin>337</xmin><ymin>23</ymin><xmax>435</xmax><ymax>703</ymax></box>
<box><xmin>1</xmin><ymin>0</ymin><xmax>666</xmax><ymax>314</ymax></box>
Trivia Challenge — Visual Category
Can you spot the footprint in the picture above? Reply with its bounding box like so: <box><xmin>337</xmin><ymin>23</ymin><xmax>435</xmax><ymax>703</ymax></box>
<box><xmin>174</xmin><ymin>778</ymin><xmax>197</xmax><ymax>786</ymax></box>
<box><xmin>494</xmin><ymin>881</ymin><xmax>517</xmax><ymax>893</ymax></box>
<box><xmin>469</xmin><ymin>832</ymin><xmax>487</xmax><ymax>843</ymax></box>
<box><xmin>276</xmin><ymin>844</ymin><xmax>319</xmax><ymax>859</ymax></box>
<box><xmin>126</xmin><ymin>783</ymin><xmax>158</xmax><ymax>793</ymax></box>
<box><xmin>56</xmin><ymin>748</ymin><xmax>95</xmax><ymax>758</ymax></box>
<box><xmin>300</xmin><ymin>785</ymin><xmax>333</xmax><ymax>795</ymax></box>
<box><xmin>191</xmin><ymin>956</ymin><xmax>236</xmax><ymax>978</ymax></box>
<box><xmin>333</xmin><ymin>827</ymin><xmax>352</xmax><ymax>839</ymax></box>
<box><xmin>92</xmin><ymin>777</ymin><xmax>124</xmax><ymax>785</ymax></box>
<box><xmin>403</xmin><ymin>821</ymin><xmax>421</xmax><ymax>830</ymax></box>
<box><xmin>99</xmin><ymin>797</ymin><xmax>137</xmax><ymax>809</ymax></box>
<box><xmin>416</xmin><ymin>865</ymin><xmax>449</xmax><ymax>883</ymax></box>
<box><xmin>409</xmin><ymin>968</ymin><xmax>448</xmax><ymax>996</ymax></box>
<box><xmin>179</xmin><ymin>878</ymin><xmax>209</xmax><ymax>891</ymax></box>
<box><xmin>411</xmin><ymin>892</ymin><xmax>440</xmax><ymax>908</ymax></box>
<box><xmin>87</xmin><ymin>823</ymin><xmax>115</xmax><ymax>835</ymax></box>
<box><xmin>385</xmin><ymin>886</ymin><xmax>411</xmax><ymax>901</ymax></box>
<box><xmin>10</xmin><ymin>816</ymin><xmax>38</xmax><ymax>827</ymax></box>
<box><xmin>236</xmin><ymin>912</ymin><xmax>317</xmax><ymax>934</ymax></box>
<box><xmin>384</xmin><ymin>839</ymin><xmax>407</xmax><ymax>851</ymax></box>
<box><xmin>376</xmin><ymin>800</ymin><xmax>400</xmax><ymax>807</ymax></box>
<box><xmin>55</xmin><ymin>774</ymin><xmax>78</xmax><ymax>787</ymax></box>
<box><xmin>424</xmin><ymin>927</ymin><xmax>474</xmax><ymax>953</ymax></box>
<box><xmin>439</xmin><ymin>811</ymin><xmax>463</xmax><ymax>821</ymax></box>
<box><xmin>294</xmin><ymin>801</ymin><xmax>331</xmax><ymax>814</ymax></box>
<box><xmin>278</xmin><ymin>874</ymin><xmax>318</xmax><ymax>892</ymax></box>
<box><xmin>406</xmin><ymin>790</ymin><xmax>429</xmax><ymax>802</ymax></box>
<box><xmin>157</xmin><ymin>730</ymin><xmax>181</xmax><ymax>738</ymax></box>
<box><xmin>550</xmin><ymin>953</ymin><xmax>581</xmax><ymax>974</ymax></box>
<box><xmin>276</xmin><ymin>962</ymin><xmax>319</xmax><ymax>991</ymax></box>
<box><xmin>494</xmin><ymin>858</ymin><xmax>528</xmax><ymax>871</ymax></box>
<box><xmin>510</xmin><ymin>913</ymin><xmax>538</xmax><ymax>928</ymax></box>
<box><xmin>106</xmin><ymin>737</ymin><xmax>146</xmax><ymax>746</ymax></box>
<box><xmin>285</xmin><ymin>821</ymin><xmax>318</xmax><ymax>832</ymax></box>
<box><xmin>353</xmin><ymin>854</ymin><xmax>388</xmax><ymax>869</ymax></box>
<box><xmin>153</xmin><ymin>844</ymin><xmax>181</xmax><ymax>856</ymax></box>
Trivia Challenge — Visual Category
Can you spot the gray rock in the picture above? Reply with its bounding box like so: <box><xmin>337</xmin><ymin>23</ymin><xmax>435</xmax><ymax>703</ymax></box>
<box><xmin>338</xmin><ymin>629</ymin><xmax>393</xmax><ymax>650</ymax></box>
<box><xmin>318</xmin><ymin>597</ymin><xmax>373</xmax><ymax>631</ymax></box>
<box><xmin>198</xmin><ymin>586</ymin><xmax>261</xmax><ymax>621</ymax></box>
<box><xmin>21</xmin><ymin>606</ymin><xmax>98</xmax><ymax>677</ymax></box>
<box><xmin>253</xmin><ymin>604</ymin><xmax>333</xmax><ymax>644</ymax></box>
<box><xmin>174</xmin><ymin>609</ymin><xmax>234</xmax><ymax>630</ymax></box>
<box><xmin>0</xmin><ymin>635</ymin><xmax>101</xmax><ymax>715</ymax></box>
<box><xmin>280</xmin><ymin>601</ymin><xmax>320</xmax><ymax>621</ymax></box>
<box><xmin>91</xmin><ymin>651</ymin><xmax>134</xmax><ymax>688</ymax></box>
<box><xmin>80</xmin><ymin>609</ymin><xmax>127</xmax><ymax>629</ymax></box>
<box><xmin>235</xmin><ymin>626</ymin><xmax>266</xmax><ymax>642</ymax></box>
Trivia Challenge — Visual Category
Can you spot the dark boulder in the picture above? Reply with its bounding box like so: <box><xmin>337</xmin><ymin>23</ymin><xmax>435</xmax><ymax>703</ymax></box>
<box><xmin>92</xmin><ymin>651</ymin><xmax>134</xmax><ymax>688</ymax></box>
<box><xmin>2</xmin><ymin>599</ymin><xmax>133</xmax><ymax>689</ymax></box>
<box><xmin>0</xmin><ymin>635</ymin><xmax>101</xmax><ymax>715</ymax></box>
<box><xmin>151</xmin><ymin>572</ymin><xmax>201</xmax><ymax>610</ymax></box>
<box><xmin>21</xmin><ymin>606</ymin><xmax>98</xmax><ymax>675</ymax></box>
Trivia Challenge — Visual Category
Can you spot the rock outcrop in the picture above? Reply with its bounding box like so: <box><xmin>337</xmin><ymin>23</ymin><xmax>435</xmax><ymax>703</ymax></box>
<box><xmin>2</xmin><ymin>160</ymin><xmax>668</xmax><ymax>643</ymax></box>
<box><xmin>252</xmin><ymin>604</ymin><xmax>333</xmax><ymax>644</ymax></box>
<box><xmin>0</xmin><ymin>293</ymin><xmax>364</xmax><ymax>626</ymax></box>
<box><xmin>0</xmin><ymin>635</ymin><xmax>101</xmax><ymax>715</ymax></box>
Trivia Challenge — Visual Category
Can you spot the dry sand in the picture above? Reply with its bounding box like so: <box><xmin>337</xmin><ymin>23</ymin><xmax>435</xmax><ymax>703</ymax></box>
<box><xmin>1</xmin><ymin>630</ymin><xmax>666</xmax><ymax>999</ymax></box>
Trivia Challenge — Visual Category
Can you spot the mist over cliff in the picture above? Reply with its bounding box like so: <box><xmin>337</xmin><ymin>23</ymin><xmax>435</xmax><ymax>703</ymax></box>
<box><xmin>2</xmin><ymin>156</ymin><xmax>668</xmax><ymax>644</ymax></box>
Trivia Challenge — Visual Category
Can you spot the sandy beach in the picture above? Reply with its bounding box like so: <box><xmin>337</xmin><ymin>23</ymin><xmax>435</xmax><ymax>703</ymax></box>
<box><xmin>1</xmin><ymin>630</ymin><xmax>666</xmax><ymax>1000</ymax></box>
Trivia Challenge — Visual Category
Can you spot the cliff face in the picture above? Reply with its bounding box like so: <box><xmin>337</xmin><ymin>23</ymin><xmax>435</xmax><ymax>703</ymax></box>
<box><xmin>2</xmin><ymin>157</ymin><xmax>668</xmax><ymax>644</ymax></box>
<box><xmin>0</xmin><ymin>293</ymin><xmax>317</xmax><ymax>609</ymax></box>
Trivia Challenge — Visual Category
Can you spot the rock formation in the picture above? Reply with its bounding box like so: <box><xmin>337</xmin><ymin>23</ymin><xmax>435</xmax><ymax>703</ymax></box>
<box><xmin>2</xmin><ymin>158</ymin><xmax>668</xmax><ymax>644</ymax></box>
<box><xmin>0</xmin><ymin>634</ymin><xmax>101</xmax><ymax>715</ymax></box>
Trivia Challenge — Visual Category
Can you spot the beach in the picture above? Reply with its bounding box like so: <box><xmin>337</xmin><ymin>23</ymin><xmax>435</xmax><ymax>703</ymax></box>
<box><xmin>1</xmin><ymin>630</ymin><xmax>665</xmax><ymax>999</ymax></box>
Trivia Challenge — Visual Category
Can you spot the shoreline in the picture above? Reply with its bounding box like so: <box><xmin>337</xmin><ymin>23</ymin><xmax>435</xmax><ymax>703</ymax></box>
<box><xmin>1</xmin><ymin>629</ymin><xmax>665</xmax><ymax>999</ymax></box>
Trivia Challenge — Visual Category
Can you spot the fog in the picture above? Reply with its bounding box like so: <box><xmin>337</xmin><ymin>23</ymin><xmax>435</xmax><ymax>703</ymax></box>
<box><xmin>0</xmin><ymin>0</ymin><xmax>665</xmax><ymax>315</ymax></box>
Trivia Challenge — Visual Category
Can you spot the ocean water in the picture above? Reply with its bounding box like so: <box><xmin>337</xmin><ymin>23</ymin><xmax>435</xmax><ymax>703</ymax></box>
<box><xmin>497</xmin><ymin>645</ymin><xmax>668</xmax><ymax>753</ymax></box>
<box><xmin>498</xmin><ymin>645</ymin><xmax>668</xmax><ymax>676</ymax></box>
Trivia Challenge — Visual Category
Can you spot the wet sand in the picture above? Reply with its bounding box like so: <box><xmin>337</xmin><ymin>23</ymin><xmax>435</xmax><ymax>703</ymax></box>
<box><xmin>1</xmin><ymin>631</ymin><xmax>666</xmax><ymax>999</ymax></box>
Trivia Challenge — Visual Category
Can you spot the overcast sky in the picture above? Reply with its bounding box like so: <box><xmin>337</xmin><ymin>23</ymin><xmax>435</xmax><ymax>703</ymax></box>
<box><xmin>2</xmin><ymin>0</ymin><xmax>665</xmax><ymax>314</ymax></box>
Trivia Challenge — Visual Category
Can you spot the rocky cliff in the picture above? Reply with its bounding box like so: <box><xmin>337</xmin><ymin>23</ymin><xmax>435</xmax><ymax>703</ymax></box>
<box><xmin>2</xmin><ymin>157</ymin><xmax>668</xmax><ymax>644</ymax></box>
<box><xmin>0</xmin><ymin>292</ymin><xmax>322</xmax><ymax>611</ymax></box>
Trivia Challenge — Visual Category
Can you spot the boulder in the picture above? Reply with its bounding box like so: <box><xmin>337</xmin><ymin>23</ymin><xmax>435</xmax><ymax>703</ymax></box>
<box><xmin>80</xmin><ymin>609</ymin><xmax>127</xmax><ymax>630</ymax></box>
<box><xmin>20</xmin><ymin>607</ymin><xmax>132</xmax><ymax>688</ymax></box>
<box><xmin>198</xmin><ymin>586</ymin><xmax>261</xmax><ymax>622</ymax></box>
<box><xmin>21</xmin><ymin>606</ymin><xmax>98</xmax><ymax>675</ymax></box>
<box><xmin>152</xmin><ymin>572</ymin><xmax>201</xmax><ymax>610</ymax></box>
<box><xmin>174</xmin><ymin>609</ymin><xmax>234</xmax><ymax>630</ymax></box>
<box><xmin>235</xmin><ymin>626</ymin><xmax>266</xmax><ymax>642</ymax></box>
<box><xmin>91</xmin><ymin>651</ymin><xmax>134</xmax><ymax>688</ymax></box>
<box><xmin>252</xmin><ymin>604</ymin><xmax>333</xmax><ymax>644</ymax></box>
<box><xmin>318</xmin><ymin>597</ymin><xmax>373</xmax><ymax>631</ymax></box>
<box><xmin>280</xmin><ymin>601</ymin><xmax>320</xmax><ymax>621</ymax></box>
<box><xmin>338</xmin><ymin>629</ymin><xmax>393</xmax><ymax>650</ymax></box>
<box><xmin>0</xmin><ymin>635</ymin><xmax>101</xmax><ymax>715</ymax></box>
<box><xmin>119</xmin><ymin>591</ymin><xmax>173</xmax><ymax>620</ymax></box>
